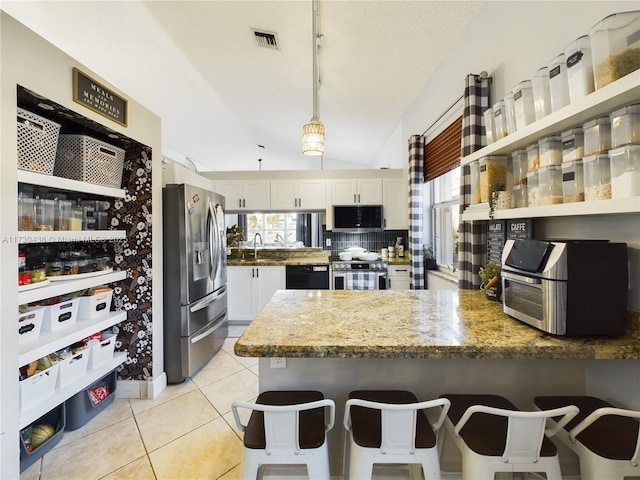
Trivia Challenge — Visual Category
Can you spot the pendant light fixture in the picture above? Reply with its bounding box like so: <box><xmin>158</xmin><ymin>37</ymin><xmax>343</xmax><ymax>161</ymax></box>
<box><xmin>302</xmin><ymin>0</ymin><xmax>325</xmax><ymax>156</ymax></box>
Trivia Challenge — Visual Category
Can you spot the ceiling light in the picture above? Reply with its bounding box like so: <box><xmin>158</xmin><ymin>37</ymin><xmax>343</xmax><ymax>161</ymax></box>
<box><xmin>302</xmin><ymin>0</ymin><xmax>324</xmax><ymax>156</ymax></box>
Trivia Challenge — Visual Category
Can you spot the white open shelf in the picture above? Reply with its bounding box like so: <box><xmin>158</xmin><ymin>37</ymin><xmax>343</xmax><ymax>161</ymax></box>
<box><xmin>17</xmin><ymin>169</ymin><xmax>125</xmax><ymax>198</ymax></box>
<box><xmin>17</xmin><ymin>230</ymin><xmax>126</xmax><ymax>244</ymax></box>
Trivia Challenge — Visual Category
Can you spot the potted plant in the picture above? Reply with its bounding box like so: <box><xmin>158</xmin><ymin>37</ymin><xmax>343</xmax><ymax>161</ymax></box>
<box><xmin>488</xmin><ymin>182</ymin><xmax>510</xmax><ymax>220</ymax></box>
<box><xmin>226</xmin><ymin>224</ymin><xmax>246</xmax><ymax>258</ymax></box>
<box><xmin>478</xmin><ymin>260</ymin><xmax>502</xmax><ymax>301</ymax></box>
<box><xmin>423</xmin><ymin>244</ymin><xmax>437</xmax><ymax>270</ymax></box>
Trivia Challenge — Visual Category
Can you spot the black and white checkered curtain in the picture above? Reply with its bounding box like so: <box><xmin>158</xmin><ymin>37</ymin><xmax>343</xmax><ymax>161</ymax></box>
<box><xmin>458</xmin><ymin>74</ymin><xmax>490</xmax><ymax>289</ymax></box>
<box><xmin>408</xmin><ymin>135</ymin><xmax>425</xmax><ymax>289</ymax></box>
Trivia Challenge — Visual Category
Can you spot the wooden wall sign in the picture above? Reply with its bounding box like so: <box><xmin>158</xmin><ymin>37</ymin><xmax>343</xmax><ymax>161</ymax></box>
<box><xmin>73</xmin><ymin>68</ymin><xmax>127</xmax><ymax>127</ymax></box>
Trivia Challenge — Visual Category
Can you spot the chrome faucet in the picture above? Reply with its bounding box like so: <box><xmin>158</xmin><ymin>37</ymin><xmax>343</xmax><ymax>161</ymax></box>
<box><xmin>253</xmin><ymin>232</ymin><xmax>263</xmax><ymax>259</ymax></box>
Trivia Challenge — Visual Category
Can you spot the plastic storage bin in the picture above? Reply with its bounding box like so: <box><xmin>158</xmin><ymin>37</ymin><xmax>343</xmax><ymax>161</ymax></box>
<box><xmin>57</xmin><ymin>350</ymin><xmax>89</xmax><ymax>389</ymax></box>
<box><xmin>88</xmin><ymin>333</ymin><xmax>117</xmax><ymax>369</ymax></box>
<box><xmin>65</xmin><ymin>369</ymin><xmax>117</xmax><ymax>431</ymax></box>
<box><xmin>17</xmin><ymin>107</ymin><xmax>61</xmax><ymax>175</ymax></box>
<box><xmin>19</xmin><ymin>363</ymin><xmax>59</xmax><ymax>411</ymax></box>
<box><xmin>513</xmin><ymin>80</ymin><xmax>535</xmax><ymax>130</ymax></box>
<box><xmin>538</xmin><ymin>135</ymin><xmax>563</xmax><ymax>167</ymax></box>
<box><xmin>562</xmin><ymin>160</ymin><xmax>585</xmax><ymax>203</ymax></box>
<box><xmin>583</xmin><ymin>153</ymin><xmax>612</xmax><ymax>200</ymax></box>
<box><xmin>54</xmin><ymin>134</ymin><xmax>125</xmax><ymax>188</ymax></box>
<box><xmin>538</xmin><ymin>165</ymin><xmax>564</xmax><ymax>205</ymax></box>
<box><xmin>34</xmin><ymin>198</ymin><xmax>55</xmax><ymax>232</ymax></box>
<box><xmin>583</xmin><ymin>116</ymin><xmax>612</xmax><ymax>155</ymax></box>
<box><xmin>18</xmin><ymin>306</ymin><xmax>45</xmax><ymax>344</ymax></box>
<box><xmin>611</xmin><ymin>103</ymin><xmax>640</xmax><ymax>147</ymax></box>
<box><xmin>20</xmin><ymin>404</ymin><xmax>65</xmax><ymax>472</ymax></box>
<box><xmin>78</xmin><ymin>289</ymin><xmax>113</xmax><ymax>321</ymax></box>
<box><xmin>18</xmin><ymin>193</ymin><xmax>35</xmax><ymax>231</ymax></box>
<box><xmin>531</xmin><ymin>66</ymin><xmax>552</xmax><ymax>121</ymax></box>
<box><xmin>512</xmin><ymin>184</ymin><xmax>528</xmax><ymax>208</ymax></box>
<box><xmin>470</xmin><ymin>160</ymin><xmax>481</xmax><ymax>204</ymax></box>
<box><xmin>562</xmin><ymin>127</ymin><xmax>585</xmax><ymax>162</ymax></box>
<box><xmin>41</xmin><ymin>298</ymin><xmax>79</xmax><ymax>332</ymax></box>
<box><xmin>493</xmin><ymin>100</ymin><xmax>508</xmax><ymax>140</ymax></box>
<box><xmin>527</xmin><ymin>171</ymin><xmax>539</xmax><ymax>207</ymax></box>
<box><xmin>504</xmin><ymin>92</ymin><xmax>517</xmax><ymax>134</ymax></box>
<box><xmin>511</xmin><ymin>149</ymin><xmax>528</xmax><ymax>186</ymax></box>
<box><xmin>548</xmin><ymin>53</ymin><xmax>570</xmax><ymax>112</ymax></box>
<box><xmin>565</xmin><ymin>35</ymin><xmax>595</xmax><ymax>102</ymax></box>
<box><xmin>479</xmin><ymin>156</ymin><xmax>508</xmax><ymax>203</ymax></box>
<box><xmin>483</xmin><ymin>108</ymin><xmax>496</xmax><ymax>145</ymax></box>
<box><xmin>590</xmin><ymin>10</ymin><xmax>640</xmax><ymax>90</ymax></box>
<box><xmin>526</xmin><ymin>143</ymin><xmax>540</xmax><ymax>172</ymax></box>
<box><xmin>54</xmin><ymin>199</ymin><xmax>73</xmax><ymax>231</ymax></box>
<box><xmin>609</xmin><ymin>144</ymin><xmax>640</xmax><ymax>198</ymax></box>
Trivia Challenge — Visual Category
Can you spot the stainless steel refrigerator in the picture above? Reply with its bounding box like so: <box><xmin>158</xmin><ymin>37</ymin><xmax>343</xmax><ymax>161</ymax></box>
<box><xmin>162</xmin><ymin>183</ymin><xmax>228</xmax><ymax>384</ymax></box>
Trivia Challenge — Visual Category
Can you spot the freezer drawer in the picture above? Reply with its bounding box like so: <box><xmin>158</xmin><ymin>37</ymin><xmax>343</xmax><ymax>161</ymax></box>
<box><xmin>181</xmin><ymin>310</ymin><xmax>228</xmax><ymax>381</ymax></box>
<box><xmin>182</xmin><ymin>287</ymin><xmax>227</xmax><ymax>337</ymax></box>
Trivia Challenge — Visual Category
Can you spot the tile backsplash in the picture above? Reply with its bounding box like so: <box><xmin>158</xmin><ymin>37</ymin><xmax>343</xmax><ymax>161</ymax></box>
<box><xmin>324</xmin><ymin>229</ymin><xmax>408</xmax><ymax>257</ymax></box>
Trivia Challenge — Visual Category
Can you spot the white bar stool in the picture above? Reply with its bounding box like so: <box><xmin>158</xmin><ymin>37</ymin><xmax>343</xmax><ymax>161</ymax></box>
<box><xmin>534</xmin><ymin>395</ymin><xmax>640</xmax><ymax>480</ymax></box>
<box><xmin>232</xmin><ymin>390</ymin><xmax>335</xmax><ymax>480</ymax></box>
<box><xmin>343</xmin><ymin>390</ymin><xmax>450</xmax><ymax>480</ymax></box>
<box><xmin>440</xmin><ymin>393</ymin><xmax>578</xmax><ymax>480</ymax></box>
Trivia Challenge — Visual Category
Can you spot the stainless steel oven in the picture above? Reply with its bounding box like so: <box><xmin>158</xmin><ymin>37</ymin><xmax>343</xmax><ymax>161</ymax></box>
<box><xmin>331</xmin><ymin>259</ymin><xmax>388</xmax><ymax>290</ymax></box>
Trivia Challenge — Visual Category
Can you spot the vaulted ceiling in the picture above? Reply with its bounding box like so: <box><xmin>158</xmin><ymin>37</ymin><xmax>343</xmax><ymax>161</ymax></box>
<box><xmin>2</xmin><ymin>1</ymin><xmax>486</xmax><ymax>171</ymax></box>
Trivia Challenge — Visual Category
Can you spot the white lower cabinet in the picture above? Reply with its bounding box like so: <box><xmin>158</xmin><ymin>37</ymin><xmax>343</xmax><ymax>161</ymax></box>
<box><xmin>228</xmin><ymin>266</ymin><xmax>285</xmax><ymax>322</ymax></box>
<box><xmin>388</xmin><ymin>265</ymin><xmax>411</xmax><ymax>290</ymax></box>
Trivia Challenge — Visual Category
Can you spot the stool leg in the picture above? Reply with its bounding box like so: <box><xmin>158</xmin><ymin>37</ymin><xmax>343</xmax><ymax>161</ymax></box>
<box><xmin>306</xmin><ymin>454</ymin><xmax>331</xmax><ymax>480</ymax></box>
<box><xmin>240</xmin><ymin>449</ymin><xmax>261</xmax><ymax>480</ymax></box>
<box><xmin>543</xmin><ymin>461</ymin><xmax>563</xmax><ymax>480</ymax></box>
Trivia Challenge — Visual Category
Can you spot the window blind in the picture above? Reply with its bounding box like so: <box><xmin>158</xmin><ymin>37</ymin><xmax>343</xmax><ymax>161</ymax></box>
<box><xmin>424</xmin><ymin>115</ymin><xmax>462</xmax><ymax>182</ymax></box>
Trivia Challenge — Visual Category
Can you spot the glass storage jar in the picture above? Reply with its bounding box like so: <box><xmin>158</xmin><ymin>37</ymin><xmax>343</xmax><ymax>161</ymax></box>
<box><xmin>562</xmin><ymin>159</ymin><xmax>585</xmax><ymax>203</ymax></box>
<box><xmin>583</xmin><ymin>153</ymin><xmax>612</xmax><ymax>201</ymax></box>
<box><xmin>589</xmin><ymin>10</ymin><xmax>640</xmax><ymax>89</ymax></box>
<box><xmin>54</xmin><ymin>199</ymin><xmax>73</xmax><ymax>231</ymax></box>
<box><xmin>562</xmin><ymin>127</ymin><xmax>585</xmax><ymax>162</ymax></box>
<box><xmin>512</xmin><ymin>80</ymin><xmax>535</xmax><ymax>130</ymax></box>
<box><xmin>69</xmin><ymin>205</ymin><xmax>83</xmax><ymax>231</ymax></box>
<box><xmin>493</xmin><ymin>100</ymin><xmax>508</xmax><ymax>140</ymax></box>
<box><xmin>527</xmin><ymin>171</ymin><xmax>539</xmax><ymax>207</ymax></box>
<box><xmin>610</xmin><ymin>103</ymin><xmax>640</xmax><ymax>148</ymax></box>
<box><xmin>34</xmin><ymin>197</ymin><xmax>55</xmax><ymax>231</ymax></box>
<box><xmin>548</xmin><ymin>53</ymin><xmax>570</xmax><ymax>112</ymax></box>
<box><xmin>479</xmin><ymin>156</ymin><xmax>508</xmax><ymax>203</ymax></box>
<box><xmin>511</xmin><ymin>184</ymin><xmax>528</xmax><ymax>208</ymax></box>
<box><xmin>470</xmin><ymin>160</ymin><xmax>481</xmax><ymax>204</ymax></box>
<box><xmin>95</xmin><ymin>212</ymin><xmax>108</xmax><ymax>230</ymax></box>
<box><xmin>531</xmin><ymin>66</ymin><xmax>552</xmax><ymax>121</ymax></box>
<box><xmin>565</xmin><ymin>35</ymin><xmax>595</xmax><ymax>102</ymax></box>
<box><xmin>18</xmin><ymin>193</ymin><xmax>35</xmax><ymax>231</ymax></box>
<box><xmin>538</xmin><ymin>135</ymin><xmax>563</xmax><ymax>167</ymax></box>
<box><xmin>583</xmin><ymin>116</ymin><xmax>612</xmax><ymax>155</ymax></box>
<box><xmin>609</xmin><ymin>144</ymin><xmax>640</xmax><ymax>198</ymax></box>
<box><xmin>504</xmin><ymin>92</ymin><xmax>517</xmax><ymax>134</ymax></box>
<box><xmin>511</xmin><ymin>149</ymin><xmax>528</xmax><ymax>186</ymax></box>
<box><xmin>483</xmin><ymin>108</ymin><xmax>496</xmax><ymax>145</ymax></box>
<box><xmin>526</xmin><ymin>143</ymin><xmax>540</xmax><ymax>172</ymax></box>
<box><xmin>538</xmin><ymin>165</ymin><xmax>564</xmax><ymax>205</ymax></box>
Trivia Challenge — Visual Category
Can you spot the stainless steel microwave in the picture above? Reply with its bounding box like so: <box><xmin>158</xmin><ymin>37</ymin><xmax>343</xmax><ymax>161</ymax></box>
<box><xmin>333</xmin><ymin>205</ymin><xmax>383</xmax><ymax>233</ymax></box>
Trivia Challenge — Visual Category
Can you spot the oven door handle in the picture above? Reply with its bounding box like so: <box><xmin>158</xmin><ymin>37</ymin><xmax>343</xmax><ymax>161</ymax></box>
<box><xmin>502</xmin><ymin>270</ymin><xmax>542</xmax><ymax>285</ymax></box>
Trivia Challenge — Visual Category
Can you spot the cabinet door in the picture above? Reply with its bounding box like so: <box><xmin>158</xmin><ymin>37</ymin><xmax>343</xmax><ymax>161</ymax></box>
<box><xmin>298</xmin><ymin>179</ymin><xmax>326</xmax><ymax>210</ymax></box>
<box><xmin>332</xmin><ymin>179</ymin><xmax>358</xmax><ymax>205</ymax></box>
<box><xmin>270</xmin><ymin>180</ymin><xmax>298</xmax><ymax>210</ymax></box>
<box><xmin>227</xmin><ymin>266</ymin><xmax>255</xmax><ymax>321</ymax></box>
<box><xmin>255</xmin><ymin>266</ymin><xmax>285</xmax><ymax>316</ymax></box>
<box><xmin>383</xmin><ymin>178</ymin><xmax>408</xmax><ymax>229</ymax></box>
<box><xmin>388</xmin><ymin>266</ymin><xmax>411</xmax><ymax>290</ymax></box>
<box><xmin>216</xmin><ymin>181</ymin><xmax>244</xmax><ymax>210</ymax></box>
<box><xmin>243</xmin><ymin>180</ymin><xmax>271</xmax><ymax>210</ymax></box>
<box><xmin>357</xmin><ymin>178</ymin><xmax>383</xmax><ymax>204</ymax></box>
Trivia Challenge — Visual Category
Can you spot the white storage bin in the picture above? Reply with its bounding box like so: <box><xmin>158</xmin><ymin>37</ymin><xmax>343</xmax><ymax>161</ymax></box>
<box><xmin>548</xmin><ymin>53</ymin><xmax>570</xmax><ymax>112</ymax></box>
<box><xmin>17</xmin><ymin>108</ymin><xmax>61</xmax><ymax>175</ymax></box>
<box><xmin>88</xmin><ymin>333</ymin><xmax>117</xmax><ymax>370</ymax></box>
<box><xmin>493</xmin><ymin>100</ymin><xmax>508</xmax><ymax>140</ymax></box>
<box><xmin>531</xmin><ymin>66</ymin><xmax>552</xmax><ymax>121</ymax></box>
<box><xmin>513</xmin><ymin>80</ymin><xmax>535</xmax><ymax>130</ymax></box>
<box><xmin>57</xmin><ymin>350</ymin><xmax>89</xmax><ymax>389</ymax></box>
<box><xmin>565</xmin><ymin>35</ymin><xmax>595</xmax><ymax>102</ymax></box>
<box><xmin>41</xmin><ymin>298</ymin><xmax>79</xmax><ymax>332</ymax></box>
<box><xmin>20</xmin><ymin>363</ymin><xmax>59</xmax><ymax>411</ymax></box>
<box><xmin>610</xmin><ymin>144</ymin><xmax>640</xmax><ymax>199</ymax></box>
<box><xmin>77</xmin><ymin>289</ymin><xmax>113</xmax><ymax>321</ymax></box>
<box><xmin>18</xmin><ymin>306</ymin><xmax>45</xmax><ymax>344</ymax></box>
<box><xmin>54</xmin><ymin>135</ymin><xmax>125</xmax><ymax>188</ymax></box>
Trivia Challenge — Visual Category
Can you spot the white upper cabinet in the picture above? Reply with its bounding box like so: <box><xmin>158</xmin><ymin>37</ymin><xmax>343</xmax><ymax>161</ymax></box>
<box><xmin>270</xmin><ymin>179</ymin><xmax>326</xmax><ymax>210</ymax></box>
<box><xmin>216</xmin><ymin>180</ymin><xmax>270</xmax><ymax>211</ymax></box>
<box><xmin>332</xmin><ymin>178</ymin><xmax>383</xmax><ymax>205</ymax></box>
<box><xmin>383</xmin><ymin>178</ymin><xmax>408</xmax><ymax>229</ymax></box>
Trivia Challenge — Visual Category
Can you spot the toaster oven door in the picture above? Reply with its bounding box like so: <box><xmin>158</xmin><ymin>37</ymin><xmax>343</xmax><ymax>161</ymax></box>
<box><xmin>502</xmin><ymin>270</ymin><xmax>567</xmax><ymax>335</ymax></box>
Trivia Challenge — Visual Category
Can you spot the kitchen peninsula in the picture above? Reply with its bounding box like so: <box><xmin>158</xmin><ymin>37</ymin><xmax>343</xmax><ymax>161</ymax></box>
<box><xmin>235</xmin><ymin>289</ymin><xmax>640</xmax><ymax>474</ymax></box>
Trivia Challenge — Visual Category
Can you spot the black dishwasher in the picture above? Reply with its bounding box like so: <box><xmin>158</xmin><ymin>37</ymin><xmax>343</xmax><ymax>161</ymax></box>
<box><xmin>285</xmin><ymin>265</ymin><xmax>330</xmax><ymax>289</ymax></box>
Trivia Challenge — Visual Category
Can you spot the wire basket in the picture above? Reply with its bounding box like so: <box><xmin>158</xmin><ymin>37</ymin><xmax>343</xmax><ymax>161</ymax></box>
<box><xmin>54</xmin><ymin>135</ymin><xmax>125</xmax><ymax>188</ymax></box>
<box><xmin>17</xmin><ymin>108</ymin><xmax>61</xmax><ymax>175</ymax></box>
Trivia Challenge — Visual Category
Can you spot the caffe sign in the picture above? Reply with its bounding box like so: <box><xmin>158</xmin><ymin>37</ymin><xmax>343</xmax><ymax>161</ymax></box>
<box><xmin>73</xmin><ymin>68</ymin><xmax>127</xmax><ymax>126</ymax></box>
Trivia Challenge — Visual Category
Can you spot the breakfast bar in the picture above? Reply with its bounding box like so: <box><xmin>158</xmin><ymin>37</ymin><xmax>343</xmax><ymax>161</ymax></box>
<box><xmin>235</xmin><ymin>289</ymin><xmax>640</xmax><ymax>474</ymax></box>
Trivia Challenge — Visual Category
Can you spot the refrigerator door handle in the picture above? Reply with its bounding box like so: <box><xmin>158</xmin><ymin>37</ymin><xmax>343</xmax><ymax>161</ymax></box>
<box><xmin>190</xmin><ymin>313</ymin><xmax>226</xmax><ymax>344</ymax></box>
<box><xmin>189</xmin><ymin>286</ymin><xmax>227</xmax><ymax>313</ymax></box>
<box><xmin>207</xmin><ymin>201</ymin><xmax>220</xmax><ymax>281</ymax></box>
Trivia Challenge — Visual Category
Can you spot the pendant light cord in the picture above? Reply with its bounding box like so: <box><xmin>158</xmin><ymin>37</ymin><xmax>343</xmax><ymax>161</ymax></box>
<box><xmin>312</xmin><ymin>0</ymin><xmax>319</xmax><ymax>121</ymax></box>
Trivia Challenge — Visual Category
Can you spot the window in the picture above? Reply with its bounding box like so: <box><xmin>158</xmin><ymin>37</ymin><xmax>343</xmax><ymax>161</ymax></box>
<box><xmin>245</xmin><ymin>213</ymin><xmax>298</xmax><ymax>246</ymax></box>
<box><xmin>424</xmin><ymin>167</ymin><xmax>460</xmax><ymax>271</ymax></box>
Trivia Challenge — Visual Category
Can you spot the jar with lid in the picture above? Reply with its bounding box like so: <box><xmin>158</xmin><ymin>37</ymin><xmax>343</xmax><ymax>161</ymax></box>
<box><xmin>54</xmin><ymin>199</ymin><xmax>73</xmax><ymax>230</ymax></box>
<box><xmin>610</xmin><ymin>103</ymin><xmax>640</xmax><ymax>148</ymax></box>
<box><xmin>483</xmin><ymin>108</ymin><xmax>496</xmax><ymax>145</ymax></box>
<box><xmin>562</xmin><ymin>159</ymin><xmax>585</xmax><ymax>203</ymax></box>
<box><xmin>589</xmin><ymin>11</ymin><xmax>640</xmax><ymax>90</ymax></box>
<box><xmin>511</xmin><ymin>149</ymin><xmax>528</xmax><ymax>186</ymax></box>
<box><xmin>470</xmin><ymin>160</ymin><xmax>481</xmax><ymax>204</ymax></box>
<box><xmin>583</xmin><ymin>116</ymin><xmax>611</xmax><ymax>156</ymax></box>
<box><xmin>29</xmin><ymin>262</ymin><xmax>46</xmax><ymax>284</ymax></box>
<box><xmin>527</xmin><ymin>171</ymin><xmax>539</xmax><ymax>207</ymax></box>
<box><xmin>18</xmin><ymin>192</ymin><xmax>35</xmax><ymax>231</ymax></box>
<box><xmin>46</xmin><ymin>260</ymin><xmax>63</xmax><ymax>277</ymax></box>
<box><xmin>18</xmin><ymin>252</ymin><xmax>31</xmax><ymax>286</ymax></box>
<box><xmin>69</xmin><ymin>203</ymin><xmax>83</xmax><ymax>231</ymax></box>
<box><xmin>583</xmin><ymin>153</ymin><xmax>612</xmax><ymax>201</ymax></box>
<box><xmin>531</xmin><ymin>66</ymin><xmax>551</xmax><ymax>121</ymax></box>
<box><xmin>493</xmin><ymin>100</ymin><xmax>508</xmax><ymax>140</ymax></box>
<box><xmin>95</xmin><ymin>211</ymin><xmax>108</xmax><ymax>230</ymax></box>
<box><xmin>504</xmin><ymin>92</ymin><xmax>517</xmax><ymax>134</ymax></box>
<box><xmin>547</xmin><ymin>53</ymin><xmax>570</xmax><ymax>112</ymax></box>
<box><xmin>538</xmin><ymin>165</ymin><xmax>564</xmax><ymax>205</ymax></box>
<box><xmin>526</xmin><ymin>143</ymin><xmax>540</xmax><ymax>172</ymax></box>
<box><xmin>538</xmin><ymin>135</ymin><xmax>563</xmax><ymax>167</ymax></box>
<box><xmin>34</xmin><ymin>197</ymin><xmax>55</xmax><ymax>231</ymax></box>
<box><xmin>511</xmin><ymin>184</ymin><xmax>528</xmax><ymax>209</ymax></box>
<box><xmin>479</xmin><ymin>156</ymin><xmax>508</xmax><ymax>203</ymax></box>
<box><xmin>512</xmin><ymin>80</ymin><xmax>535</xmax><ymax>130</ymax></box>
<box><xmin>609</xmin><ymin>144</ymin><xmax>640</xmax><ymax>199</ymax></box>
<box><xmin>565</xmin><ymin>35</ymin><xmax>595</xmax><ymax>102</ymax></box>
<box><xmin>562</xmin><ymin>127</ymin><xmax>584</xmax><ymax>162</ymax></box>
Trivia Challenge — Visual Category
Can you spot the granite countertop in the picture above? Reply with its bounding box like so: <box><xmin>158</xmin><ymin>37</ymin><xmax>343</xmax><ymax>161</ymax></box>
<box><xmin>227</xmin><ymin>248</ymin><xmax>330</xmax><ymax>266</ymax></box>
<box><xmin>234</xmin><ymin>289</ymin><xmax>640</xmax><ymax>360</ymax></box>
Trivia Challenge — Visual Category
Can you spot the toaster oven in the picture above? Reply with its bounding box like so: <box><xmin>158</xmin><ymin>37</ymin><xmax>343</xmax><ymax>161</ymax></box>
<box><xmin>501</xmin><ymin>239</ymin><xmax>628</xmax><ymax>336</ymax></box>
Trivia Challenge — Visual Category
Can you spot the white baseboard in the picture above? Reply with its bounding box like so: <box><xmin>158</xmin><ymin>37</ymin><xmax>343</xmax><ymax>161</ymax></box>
<box><xmin>115</xmin><ymin>373</ymin><xmax>168</xmax><ymax>399</ymax></box>
<box><xmin>148</xmin><ymin>372</ymin><xmax>167</xmax><ymax>398</ymax></box>
<box><xmin>115</xmin><ymin>380</ymin><xmax>143</xmax><ymax>399</ymax></box>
